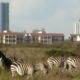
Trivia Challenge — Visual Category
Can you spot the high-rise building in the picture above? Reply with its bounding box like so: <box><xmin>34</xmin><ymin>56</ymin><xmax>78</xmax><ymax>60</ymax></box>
<box><xmin>0</xmin><ymin>2</ymin><xmax>9</xmax><ymax>32</ymax></box>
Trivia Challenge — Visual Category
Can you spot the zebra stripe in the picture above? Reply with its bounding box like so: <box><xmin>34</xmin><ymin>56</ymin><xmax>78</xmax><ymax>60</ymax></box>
<box><xmin>10</xmin><ymin>61</ymin><xmax>35</xmax><ymax>77</ymax></box>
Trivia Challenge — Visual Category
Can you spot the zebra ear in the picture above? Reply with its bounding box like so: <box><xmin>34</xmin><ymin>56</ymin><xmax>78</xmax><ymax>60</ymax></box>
<box><xmin>8</xmin><ymin>56</ymin><xmax>14</xmax><ymax>62</ymax></box>
<box><xmin>13</xmin><ymin>56</ymin><xmax>17</xmax><ymax>61</ymax></box>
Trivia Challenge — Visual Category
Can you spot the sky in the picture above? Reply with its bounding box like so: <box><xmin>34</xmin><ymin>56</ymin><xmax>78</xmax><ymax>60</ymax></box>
<box><xmin>0</xmin><ymin>0</ymin><xmax>80</xmax><ymax>38</ymax></box>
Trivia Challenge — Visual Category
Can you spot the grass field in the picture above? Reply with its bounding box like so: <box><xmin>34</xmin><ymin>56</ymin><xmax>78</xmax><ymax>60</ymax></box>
<box><xmin>0</xmin><ymin>42</ymin><xmax>80</xmax><ymax>80</ymax></box>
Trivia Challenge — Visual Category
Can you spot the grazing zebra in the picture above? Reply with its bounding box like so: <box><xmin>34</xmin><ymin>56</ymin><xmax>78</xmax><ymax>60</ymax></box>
<box><xmin>10</xmin><ymin>61</ymin><xmax>35</xmax><ymax>77</ymax></box>
<box><xmin>63</xmin><ymin>56</ymin><xmax>80</xmax><ymax>71</ymax></box>
<box><xmin>34</xmin><ymin>62</ymin><xmax>49</xmax><ymax>74</ymax></box>
<box><xmin>47</xmin><ymin>56</ymin><xmax>67</xmax><ymax>70</ymax></box>
<box><xmin>0</xmin><ymin>51</ymin><xmax>12</xmax><ymax>70</ymax></box>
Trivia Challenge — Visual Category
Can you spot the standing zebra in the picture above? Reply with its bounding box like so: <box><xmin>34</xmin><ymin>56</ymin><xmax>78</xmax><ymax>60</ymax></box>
<box><xmin>64</xmin><ymin>56</ymin><xmax>80</xmax><ymax>71</ymax></box>
<box><xmin>10</xmin><ymin>61</ymin><xmax>35</xmax><ymax>77</ymax></box>
<box><xmin>47</xmin><ymin>56</ymin><xmax>67</xmax><ymax>70</ymax></box>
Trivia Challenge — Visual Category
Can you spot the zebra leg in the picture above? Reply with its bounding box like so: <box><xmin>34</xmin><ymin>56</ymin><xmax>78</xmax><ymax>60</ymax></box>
<box><xmin>27</xmin><ymin>68</ymin><xmax>34</xmax><ymax>80</ymax></box>
<box><xmin>27</xmin><ymin>69</ymin><xmax>34</xmax><ymax>77</ymax></box>
<box><xmin>48</xmin><ymin>63</ymin><xmax>53</xmax><ymax>70</ymax></box>
<box><xmin>11</xmin><ymin>71</ymin><xmax>17</xmax><ymax>77</ymax></box>
<box><xmin>68</xmin><ymin>63</ymin><xmax>72</xmax><ymax>71</ymax></box>
<box><xmin>62</xmin><ymin>61</ymin><xmax>67</xmax><ymax>72</ymax></box>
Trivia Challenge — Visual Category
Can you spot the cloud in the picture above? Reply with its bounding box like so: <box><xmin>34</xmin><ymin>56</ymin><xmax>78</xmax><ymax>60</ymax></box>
<box><xmin>43</xmin><ymin>9</ymin><xmax>68</xmax><ymax>32</ymax></box>
<box><xmin>10</xmin><ymin>0</ymin><xmax>54</xmax><ymax>20</ymax></box>
<box><xmin>10</xmin><ymin>0</ymin><xmax>33</xmax><ymax>16</ymax></box>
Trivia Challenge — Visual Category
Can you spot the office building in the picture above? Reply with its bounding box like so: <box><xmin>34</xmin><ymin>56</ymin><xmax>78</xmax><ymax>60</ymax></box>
<box><xmin>0</xmin><ymin>2</ymin><xmax>9</xmax><ymax>32</ymax></box>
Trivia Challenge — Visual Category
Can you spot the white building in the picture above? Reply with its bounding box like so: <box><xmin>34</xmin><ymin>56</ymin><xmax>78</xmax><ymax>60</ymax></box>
<box><xmin>70</xmin><ymin>19</ymin><xmax>80</xmax><ymax>41</ymax></box>
<box><xmin>0</xmin><ymin>31</ymin><xmax>64</xmax><ymax>44</ymax></box>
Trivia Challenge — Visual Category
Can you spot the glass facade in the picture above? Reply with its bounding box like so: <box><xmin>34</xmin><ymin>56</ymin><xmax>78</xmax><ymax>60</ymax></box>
<box><xmin>0</xmin><ymin>3</ymin><xmax>9</xmax><ymax>32</ymax></box>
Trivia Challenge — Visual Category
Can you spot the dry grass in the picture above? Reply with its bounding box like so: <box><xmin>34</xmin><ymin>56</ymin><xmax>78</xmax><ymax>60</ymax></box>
<box><xmin>0</xmin><ymin>44</ymin><xmax>80</xmax><ymax>80</ymax></box>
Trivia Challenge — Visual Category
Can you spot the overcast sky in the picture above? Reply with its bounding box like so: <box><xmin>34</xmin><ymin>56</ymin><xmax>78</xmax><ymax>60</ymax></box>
<box><xmin>0</xmin><ymin>0</ymin><xmax>80</xmax><ymax>37</ymax></box>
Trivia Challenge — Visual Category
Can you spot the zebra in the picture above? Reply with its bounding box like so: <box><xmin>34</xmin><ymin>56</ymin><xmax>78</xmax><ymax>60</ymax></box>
<box><xmin>63</xmin><ymin>56</ymin><xmax>80</xmax><ymax>71</ymax></box>
<box><xmin>10</xmin><ymin>61</ymin><xmax>35</xmax><ymax>77</ymax></box>
<box><xmin>47</xmin><ymin>56</ymin><xmax>67</xmax><ymax>70</ymax></box>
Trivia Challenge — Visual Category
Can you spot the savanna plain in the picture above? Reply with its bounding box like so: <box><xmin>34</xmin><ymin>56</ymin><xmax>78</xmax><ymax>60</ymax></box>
<box><xmin>0</xmin><ymin>42</ymin><xmax>80</xmax><ymax>80</ymax></box>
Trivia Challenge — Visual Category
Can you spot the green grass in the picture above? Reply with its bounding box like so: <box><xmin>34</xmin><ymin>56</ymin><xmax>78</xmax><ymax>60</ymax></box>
<box><xmin>1</xmin><ymin>68</ymin><xmax>80</xmax><ymax>80</ymax></box>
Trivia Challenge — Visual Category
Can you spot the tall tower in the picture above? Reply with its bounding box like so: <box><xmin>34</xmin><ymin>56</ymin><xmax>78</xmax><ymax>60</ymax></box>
<box><xmin>0</xmin><ymin>2</ymin><xmax>9</xmax><ymax>32</ymax></box>
<box><xmin>74</xmin><ymin>19</ymin><xmax>80</xmax><ymax>34</ymax></box>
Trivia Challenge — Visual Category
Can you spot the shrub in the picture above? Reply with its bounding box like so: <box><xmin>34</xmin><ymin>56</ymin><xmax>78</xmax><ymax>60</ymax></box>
<box><xmin>46</xmin><ymin>49</ymin><xmax>77</xmax><ymax>57</ymax></box>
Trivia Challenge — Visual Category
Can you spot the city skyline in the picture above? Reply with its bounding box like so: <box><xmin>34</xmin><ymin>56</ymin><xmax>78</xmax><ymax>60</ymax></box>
<box><xmin>0</xmin><ymin>0</ymin><xmax>80</xmax><ymax>38</ymax></box>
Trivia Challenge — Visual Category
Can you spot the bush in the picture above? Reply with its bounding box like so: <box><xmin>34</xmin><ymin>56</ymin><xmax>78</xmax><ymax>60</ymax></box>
<box><xmin>46</xmin><ymin>49</ymin><xmax>77</xmax><ymax>57</ymax></box>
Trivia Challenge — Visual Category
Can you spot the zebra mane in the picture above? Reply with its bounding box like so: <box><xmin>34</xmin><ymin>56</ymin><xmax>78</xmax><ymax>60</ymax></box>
<box><xmin>0</xmin><ymin>51</ymin><xmax>6</xmax><ymax>59</ymax></box>
<box><xmin>9</xmin><ymin>55</ymin><xmax>24</xmax><ymax>65</ymax></box>
<box><xmin>0</xmin><ymin>51</ymin><xmax>12</xmax><ymax>69</ymax></box>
